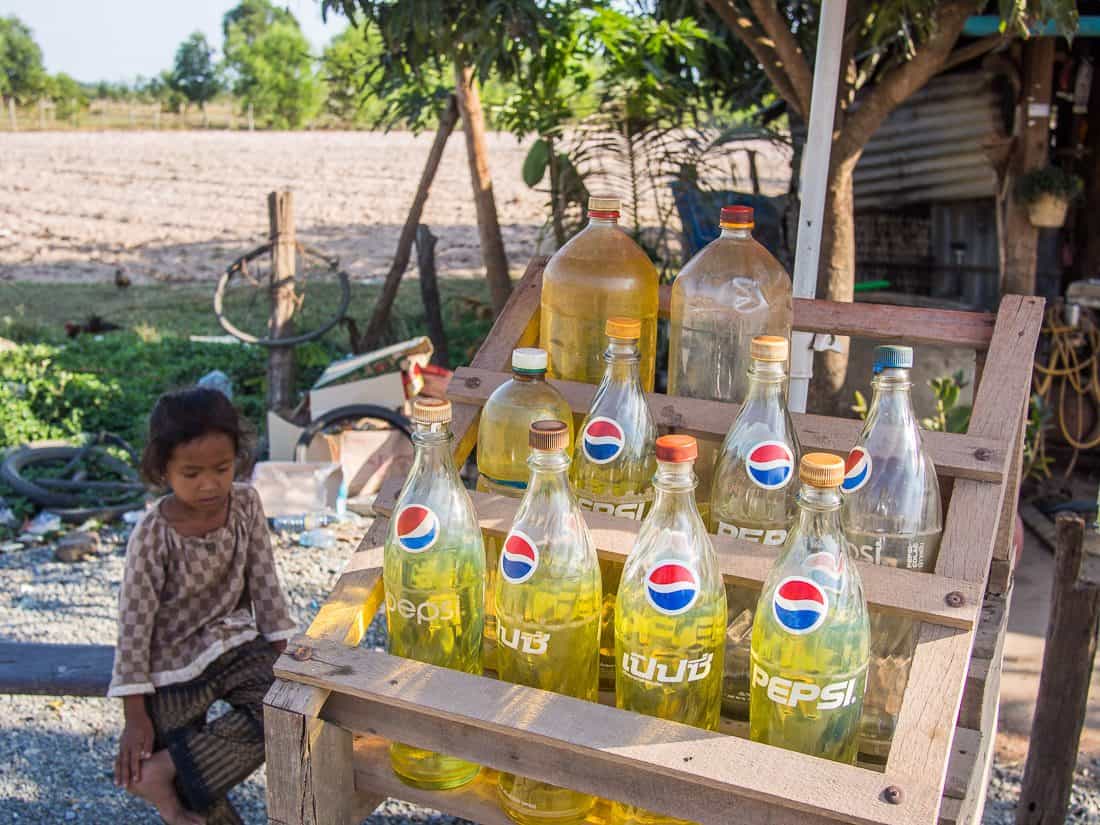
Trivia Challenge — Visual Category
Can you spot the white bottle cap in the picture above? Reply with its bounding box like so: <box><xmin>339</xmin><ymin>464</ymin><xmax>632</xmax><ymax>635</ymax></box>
<box><xmin>512</xmin><ymin>348</ymin><xmax>548</xmax><ymax>373</ymax></box>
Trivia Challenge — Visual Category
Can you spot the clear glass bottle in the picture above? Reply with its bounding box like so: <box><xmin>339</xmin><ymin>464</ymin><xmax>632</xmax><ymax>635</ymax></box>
<box><xmin>750</xmin><ymin>454</ymin><xmax>869</xmax><ymax>764</ymax></box>
<box><xmin>541</xmin><ymin>195</ymin><xmax>660</xmax><ymax>390</ymax></box>
<box><xmin>495</xmin><ymin>420</ymin><xmax>601</xmax><ymax>825</ymax></box>
<box><xmin>384</xmin><ymin>398</ymin><xmax>485</xmax><ymax>790</ymax></box>
<box><xmin>668</xmin><ymin>205</ymin><xmax>792</xmax><ymax>404</ymax></box>
<box><xmin>709</xmin><ymin>335</ymin><xmax>801</xmax><ymax>721</ymax></box>
<box><xmin>570</xmin><ymin>317</ymin><xmax>658</xmax><ymax>690</ymax></box>
<box><xmin>841</xmin><ymin>345</ymin><xmax>943</xmax><ymax>766</ymax></box>
<box><xmin>613</xmin><ymin>435</ymin><xmax>726</xmax><ymax>825</ymax></box>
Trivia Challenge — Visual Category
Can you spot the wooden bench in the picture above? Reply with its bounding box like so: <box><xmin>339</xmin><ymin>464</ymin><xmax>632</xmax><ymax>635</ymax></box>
<box><xmin>0</xmin><ymin>642</ymin><xmax>113</xmax><ymax>696</ymax></box>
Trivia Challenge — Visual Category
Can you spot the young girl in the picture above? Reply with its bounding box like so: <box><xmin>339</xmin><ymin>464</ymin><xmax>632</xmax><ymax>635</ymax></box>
<box><xmin>110</xmin><ymin>388</ymin><xmax>296</xmax><ymax>825</ymax></box>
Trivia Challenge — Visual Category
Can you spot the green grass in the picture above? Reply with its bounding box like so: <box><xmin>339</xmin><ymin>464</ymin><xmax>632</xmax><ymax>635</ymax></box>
<box><xmin>0</xmin><ymin>277</ymin><xmax>495</xmax><ymax>527</ymax></box>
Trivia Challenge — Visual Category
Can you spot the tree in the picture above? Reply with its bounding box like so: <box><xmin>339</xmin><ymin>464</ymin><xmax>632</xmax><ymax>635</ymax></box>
<box><xmin>223</xmin><ymin>0</ymin><xmax>297</xmax><ymax>45</ymax></box>
<box><xmin>45</xmin><ymin>72</ymin><xmax>86</xmax><ymax>118</ymax></box>
<box><xmin>225</xmin><ymin>21</ymin><xmax>322</xmax><ymax>128</ymax></box>
<box><xmin>0</xmin><ymin>16</ymin><xmax>46</xmax><ymax>104</ymax></box>
<box><xmin>323</xmin><ymin>0</ymin><xmax>546</xmax><ymax>315</ymax></box>
<box><xmin>320</xmin><ymin>26</ymin><xmax>387</xmax><ymax>125</ymax></box>
<box><xmin>697</xmin><ymin>0</ymin><xmax>1077</xmax><ymax>404</ymax></box>
<box><xmin>170</xmin><ymin>32</ymin><xmax>221</xmax><ymax>115</ymax></box>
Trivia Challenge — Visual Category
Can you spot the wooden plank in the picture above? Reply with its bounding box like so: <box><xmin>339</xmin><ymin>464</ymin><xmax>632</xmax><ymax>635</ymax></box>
<box><xmin>655</xmin><ymin>286</ymin><xmax>996</xmax><ymax>349</ymax></box>
<box><xmin>304</xmin><ymin>521</ymin><xmax>387</xmax><ymax>646</ymax></box>
<box><xmin>943</xmin><ymin>727</ymin><xmax>981</xmax><ymax>799</ymax></box>
<box><xmin>939</xmin><ymin>709</ymin><xmax>997</xmax><ymax>825</ymax></box>
<box><xmin>372</xmin><ymin>490</ymin><xmax>979</xmax><ymax>629</ymax></box>
<box><xmin>992</xmin><ymin>410</ymin><xmax>1025</xmax><ymax>562</ymax></box>
<box><xmin>448</xmin><ymin>367</ymin><xmax>1006</xmax><ymax>483</ymax></box>
<box><xmin>279</xmin><ymin>637</ymin><xmax>942</xmax><ymax>825</ymax></box>
<box><xmin>0</xmin><ymin>642</ymin><xmax>113</xmax><ymax>696</ymax></box>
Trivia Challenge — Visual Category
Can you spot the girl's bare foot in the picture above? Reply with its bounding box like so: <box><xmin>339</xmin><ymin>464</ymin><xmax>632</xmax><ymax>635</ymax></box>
<box><xmin>127</xmin><ymin>750</ymin><xmax>205</xmax><ymax>824</ymax></box>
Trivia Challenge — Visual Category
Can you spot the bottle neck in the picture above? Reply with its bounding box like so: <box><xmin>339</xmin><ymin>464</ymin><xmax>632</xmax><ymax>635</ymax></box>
<box><xmin>588</xmin><ymin>216</ymin><xmax>619</xmax><ymax>228</ymax></box>
<box><xmin>512</xmin><ymin>369</ymin><xmax>547</xmax><ymax>383</ymax></box>
<box><xmin>411</xmin><ymin>425</ymin><xmax>458</xmax><ymax>477</ymax></box>
<box><xmin>743</xmin><ymin>359</ymin><xmax>786</xmax><ymax>402</ymax></box>
<box><xmin>650</xmin><ymin>460</ymin><xmax>699</xmax><ymax>514</ymax></box>
<box><xmin>525</xmin><ymin>448</ymin><xmax>571</xmax><ymax>496</ymax></box>
<box><xmin>604</xmin><ymin>339</ymin><xmax>642</xmax><ymax>385</ymax></box>
<box><xmin>796</xmin><ymin>484</ymin><xmax>844</xmax><ymax>535</ymax></box>
<box><xmin>719</xmin><ymin>226</ymin><xmax>752</xmax><ymax>241</ymax></box>
<box><xmin>866</xmin><ymin>368</ymin><xmax>918</xmax><ymax>431</ymax></box>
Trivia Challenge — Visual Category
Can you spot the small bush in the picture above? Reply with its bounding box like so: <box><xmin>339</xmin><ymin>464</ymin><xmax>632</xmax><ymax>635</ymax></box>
<box><xmin>1015</xmin><ymin>166</ymin><xmax>1084</xmax><ymax>204</ymax></box>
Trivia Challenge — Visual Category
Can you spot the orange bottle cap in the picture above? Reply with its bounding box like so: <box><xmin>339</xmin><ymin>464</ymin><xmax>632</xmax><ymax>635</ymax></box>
<box><xmin>799</xmin><ymin>453</ymin><xmax>845</xmax><ymax>488</ymax></box>
<box><xmin>656</xmin><ymin>434</ymin><xmax>698</xmax><ymax>463</ymax></box>
<box><xmin>605</xmin><ymin>317</ymin><xmax>641</xmax><ymax>340</ymax></box>
<box><xmin>529</xmin><ymin>419</ymin><xmax>569</xmax><ymax>451</ymax></box>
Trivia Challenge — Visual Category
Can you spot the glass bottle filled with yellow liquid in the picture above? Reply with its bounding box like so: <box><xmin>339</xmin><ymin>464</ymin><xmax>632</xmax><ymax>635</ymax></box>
<box><xmin>540</xmin><ymin>195</ymin><xmax>659</xmax><ymax>391</ymax></box>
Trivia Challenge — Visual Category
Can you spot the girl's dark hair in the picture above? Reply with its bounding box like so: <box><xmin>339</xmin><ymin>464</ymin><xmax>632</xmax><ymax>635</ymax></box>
<box><xmin>141</xmin><ymin>388</ymin><xmax>254</xmax><ymax>486</ymax></box>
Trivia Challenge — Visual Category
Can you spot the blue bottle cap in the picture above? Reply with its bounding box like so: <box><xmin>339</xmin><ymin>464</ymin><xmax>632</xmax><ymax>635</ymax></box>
<box><xmin>873</xmin><ymin>345</ymin><xmax>913</xmax><ymax>374</ymax></box>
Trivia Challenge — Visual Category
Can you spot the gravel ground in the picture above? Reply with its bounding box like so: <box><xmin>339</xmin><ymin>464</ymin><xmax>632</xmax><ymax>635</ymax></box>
<box><xmin>0</xmin><ymin>517</ymin><xmax>473</xmax><ymax>825</ymax></box>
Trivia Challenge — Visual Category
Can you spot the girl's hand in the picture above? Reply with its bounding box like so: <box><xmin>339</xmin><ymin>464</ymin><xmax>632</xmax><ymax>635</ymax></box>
<box><xmin>115</xmin><ymin>697</ymin><xmax>154</xmax><ymax>788</ymax></box>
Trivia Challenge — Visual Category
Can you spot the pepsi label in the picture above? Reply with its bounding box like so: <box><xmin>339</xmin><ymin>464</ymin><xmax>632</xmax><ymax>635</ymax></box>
<box><xmin>497</xmin><ymin>623</ymin><xmax>550</xmax><ymax>655</ymax></box>
<box><xmin>841</xmin><ymin>447</ymin><xmax>872</xmax><ymax>494</ymax></box>
<box><xmin>385</xmin><ymin>591</ymin><xmax>460</xmax><ymax>625</ymax></box>
<box><xmin>395</xmin><ymin>504</ymin><xmax>440</xmax><ymax>553</ymax></box>
<box><xmin>500</xmin><ymin>530</ymin><xmax>539</xmax><ymax>584</ymax></box>
<box><xmin>644</xmin><ymin>561</ymin><xmax>699</xmax><ymax>616</ymax></box>
<box><xmin>771</xmin><ymin>576</ymin><xmax>828</xmax><ymax>635</ymax></box>
<box><xmin>621</xmin><ymin>651</ymin><xmax>714</xmax><ymax>684</ymax></box>
<box><xmin>581</xmin><ymin>417</ymin><xmax>626</xmax><ymax>464</ymax></box>
<box><xmin>716</xmin><ymin>521</ymin><xmax>787</xmax><ymax>545</ymax></box>
<box><xmin>751</xmin><ymin>662</ymin><xmax>862</xmax><ymax>711</ymax></box>
<box><xmin>577</xmin><ymin>493</ymin><xmax>652</xmax><ymax>521</ymax></box>
<box><xmin>744</xmin><ymin>441</ymin><xmax>795</xmax><ymax>490</ymax></box>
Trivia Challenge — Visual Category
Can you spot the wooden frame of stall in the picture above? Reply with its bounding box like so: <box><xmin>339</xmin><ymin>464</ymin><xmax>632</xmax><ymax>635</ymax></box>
<box><xmin>264</xmin><ymin>259</ymin><xmax>1043</xmax><ymax>825</ymax></box>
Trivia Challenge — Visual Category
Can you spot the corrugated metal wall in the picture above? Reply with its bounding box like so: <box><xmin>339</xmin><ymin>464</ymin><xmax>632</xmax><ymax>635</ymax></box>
<box><xmin>854</xmin><ymin>73</ymin><xmax>1002</xmax><ymax>209</ymax></box>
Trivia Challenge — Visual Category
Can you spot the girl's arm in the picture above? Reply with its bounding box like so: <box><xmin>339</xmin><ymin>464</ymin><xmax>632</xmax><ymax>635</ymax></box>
<box><xmin>243</xmin><ymin>486</ymin><xmax>297</xmax><ymax>645</ymax></box>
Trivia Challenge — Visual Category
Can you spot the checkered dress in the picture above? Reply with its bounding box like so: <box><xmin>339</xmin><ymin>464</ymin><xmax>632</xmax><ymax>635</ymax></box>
<box><xmin>108</xmin><ymin>484</ymin><xmax>296</xmax><ymax>697</ymax></box>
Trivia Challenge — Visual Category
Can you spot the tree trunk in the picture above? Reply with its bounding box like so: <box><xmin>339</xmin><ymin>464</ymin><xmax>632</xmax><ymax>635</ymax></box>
<box><xmin>1003</xmin><ymin>37</ymin><xmax>1055</xmax><ymax>297</ymax></box>
<box><xmin>267</xmin><ymin>191</ymin><xmax>297</xmax><ymax>415</ymax></box>
<box><xmin>361</xmin><ymin>94</ymin><xmax>458</xmax><ymax>351</ymax></box>
<box><xmin>416</xmin><ymin>224</ymin><xmax>449</xmax><ymax>367</ymax></box>
<box><xmin>547</xmin><ymin>135</ymin><xmax>566</xmax><ymax>249</ymax></box>
<box><xmin>811</xmin><ymin>155</ymin><xmax>859</xmax><ymax>408</ymax></box>
<box><xmin>454</xmin><ymin>62</ymin><xmax>512</xmax><ymax>315</ymax></box>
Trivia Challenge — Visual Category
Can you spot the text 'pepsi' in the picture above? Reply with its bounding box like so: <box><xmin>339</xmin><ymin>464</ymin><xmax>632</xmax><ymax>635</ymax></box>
<box><xmin>494</xmin><ymin>420</ymin><xmax>602</xmax><ymax>825</ymax></box>
<box><xmin>841</xmin><ymin>345</ymin><xmax>943</xmax><ymax>766</ymax></box>
<box><xmin>614</xmin><ymin>435</ymin><xmax>725</xmax><ymax>825</ymax></box>
<box><xmin>750</xmin><ymin>453</ymin><xmax>869</xmax><ymax>765</ymax></box>
<box><xmin>709</xmin><ymin>335</ymin><xmax>801</xmax><ymax>721</ymax></box>
<box><xmin>383</xmin><ymin>398</ymin><xmax>485</xmax><ymax>790</ymax></box>
<box><xmin>570</xmin><ymin>318</ymin><xmax>658</xmax><ymax>691</ymax></box>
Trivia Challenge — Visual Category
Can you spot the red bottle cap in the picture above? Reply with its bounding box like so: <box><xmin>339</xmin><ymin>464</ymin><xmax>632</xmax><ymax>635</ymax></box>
<box><xmin>656</xmin><ymin>434</ymin><xmax>698</xmax><ymax>463</ymax></box>
<box><xmin>720</xmin><ymin>205</ymin><xmax>754</xmax><ymax>228</ymax></box>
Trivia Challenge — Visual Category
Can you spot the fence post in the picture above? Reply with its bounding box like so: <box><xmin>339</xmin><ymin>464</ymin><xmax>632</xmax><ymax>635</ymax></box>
<box><xmin>416</xmin><ymin>224</ymin><xmax>449</xmax><ymax>367</ymax></box>
<box><xmin>8</xmin><ymin>98</ymin><xmax>16</xmax><ymax>131</ymax></box>
<box><xmin>38</xmin><ymin>99</ymin><xmax>44</xmax><ymax>130</ymax></box>
<box><xmin>266</xmin><ymin>191</ymin><xmax>297</xmax><ymax>414</ymax></box>
<box><xmin>1016</xmin><ymin>514</ymin><xmax>1100</xmax><ymax>825</ymax></box>
<box><xmin>248</xmin><ymin>103</ymin><xmax>255</xmax><ymax>131</ymax></box>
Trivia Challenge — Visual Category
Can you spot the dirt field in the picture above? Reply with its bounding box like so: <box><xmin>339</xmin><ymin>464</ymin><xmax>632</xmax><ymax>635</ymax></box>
<box><xmin>0</xmin><ymin>130</ymin><xmax>792</xmax><ymax>287</ymax></box>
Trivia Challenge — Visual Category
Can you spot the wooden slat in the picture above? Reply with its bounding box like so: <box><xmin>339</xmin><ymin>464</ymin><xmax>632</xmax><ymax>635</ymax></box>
<box><xmin>372</xmin><ymin>490</ymin><xmax>978</xmax><ymax>629</ymax></box>
<box><xmin>943</xmin><ymin>727</ymin><xmax>982</xmax><ymax>800</ymax></box>
<box><xmin>279</xmin><ymin>637</ymin><xmax>942</xmax><ymax>825</ymax></box>
<box><xmin>0</xmin><ymin>642</ymin><xmax>113</xmax><ymax>696</ymax></box>
<box><xmin>447</xmin><ymin>368</ymin><xmax>1006</xmax><ymax>483</ymax></box>
<box><xmin>886</xmin><ymin>296</ymin><xmax>1044</xmax><ymax>807</ymax></box>
<box><xmin>656</xmin><ymin>286</ymin><xmax>996</xmax><ymax>349</ymax></box>
<box><xmin>304</xmin><ymin>521</ymin><xmax>387</xmax><ymax>646</ymax></box>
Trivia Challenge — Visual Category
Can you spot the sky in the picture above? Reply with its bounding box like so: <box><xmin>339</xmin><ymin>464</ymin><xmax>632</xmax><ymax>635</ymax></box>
<box><xmin>3</xmin><ymin>0</ymin><xmax>348</xmax><ymax>83</ymax></box>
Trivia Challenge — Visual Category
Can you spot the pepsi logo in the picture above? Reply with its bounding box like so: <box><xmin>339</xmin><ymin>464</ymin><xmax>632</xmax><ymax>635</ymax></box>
<box><xmin>645</xmin><ymin>561</ymin><xmax>699</xmax><ymax>616</ymax></box>
<box><xmin>804</xmin><ymin>551</ymin><xmax>846</xmax><ymax>593</ymax></box>
<box><xmin>772</xmin><ymin>576</ymin><xmax>828</xmax><ymax>635</ymax></box>
<box><xmin>395</xmin><ymin>504</ymin><xmax>439</xmax><ymax>553</ymax></box>
<box><xmin>500</xmin><ymin>530</ymin><xmax>539</xmax><ymax>584</ymax></box>
<box><xmin>582</xmin><ymin>417</ymin><xmax>625</xmax><ymax>464</ymax></box>
<box><xmin>745</xmin><ymin>441</ymin><xmax>795</xmax><ymax>490</ymax></box>
<box><xmin>841</xmin><ymin>447</ymin><xmax>872</xmax><ymax>493</ymax></box>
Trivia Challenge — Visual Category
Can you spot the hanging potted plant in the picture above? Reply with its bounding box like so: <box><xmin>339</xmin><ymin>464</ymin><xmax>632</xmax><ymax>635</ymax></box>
<box><xmin>1015</xmin><ymin>166</ymin><xmax>1084</xmax><ymax>228</ymax></box>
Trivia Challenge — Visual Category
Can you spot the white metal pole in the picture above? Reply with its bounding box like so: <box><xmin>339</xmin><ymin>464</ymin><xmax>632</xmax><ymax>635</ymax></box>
<box><xmin>788</xmin><ymin>0</ymin><xmax>848</xmax><ymax>414</ymax></box>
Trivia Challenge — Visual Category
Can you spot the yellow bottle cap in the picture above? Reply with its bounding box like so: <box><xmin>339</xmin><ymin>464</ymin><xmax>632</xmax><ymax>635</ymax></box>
<box><xmin>529</xmin><ymin>419</ymin><xmax>569</xmax><ymax>451</ymax></box>
<box><xmin>799</xmin><ymin>453</ymin><xmax>845</xmax><ymax>488</ymax></box>
<box><xmin>588</xmin><ymin>195</ymin><xmax>621</xmax><ymax>215</ymax></box>
<box><xmin>606</xmin><ymin>317</ymin><xmax>641</xmax><ymax>340</ymax></box>
<box><xmin>751</xmin><ymin>335</ymin><xmax>789</xmax><ymax>362</ymax></box>
<box><xmin>412</xmin><ymin>397</ymin><xmax>452</xmax><ymax>425</ymax></box>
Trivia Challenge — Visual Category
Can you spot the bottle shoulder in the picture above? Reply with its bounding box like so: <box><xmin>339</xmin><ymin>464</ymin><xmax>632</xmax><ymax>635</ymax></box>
<box><xmin>544</xmin><ymin>226</ymin><xmax>659</xmax><ymax>285</ymax></box>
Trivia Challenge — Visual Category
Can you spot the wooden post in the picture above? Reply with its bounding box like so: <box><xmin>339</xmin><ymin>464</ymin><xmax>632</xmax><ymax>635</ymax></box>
<box><xmin>1003</xmin><ymin>38</ymin><xmax>1055</xmax><ymax>297</ymax></box>
<box><xmin>361</xmin><ymin>94</ymin><xmax>458</xmax><ymax>351</ymax></box>
<box><xmin>1016</xmin><ymin>514</ymin><xmax>1100</xmax><ymax>825</ymax></box>
<box><xmin>38</xmin><ymin>99</ymin><xmax>44</xmax><ymax>130</ymax></box>
<box><xmin>416</xmin><ymin>224</ymin><xmax>449</xmax><ymax>367</ymax></box>
<box><xmin>248</xmin><ymin>102</ymin><xmax>255</xmax><ymax>131</ymax></box>
<box><xmin>267</xmin><ymin>192</ymin><xmax>297</xmax><ymax>414</ymax></box>
<box><xmin>8</xmin><ymin>98</ymin><xmax>16</xmax><ymax>131</ymax></box>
